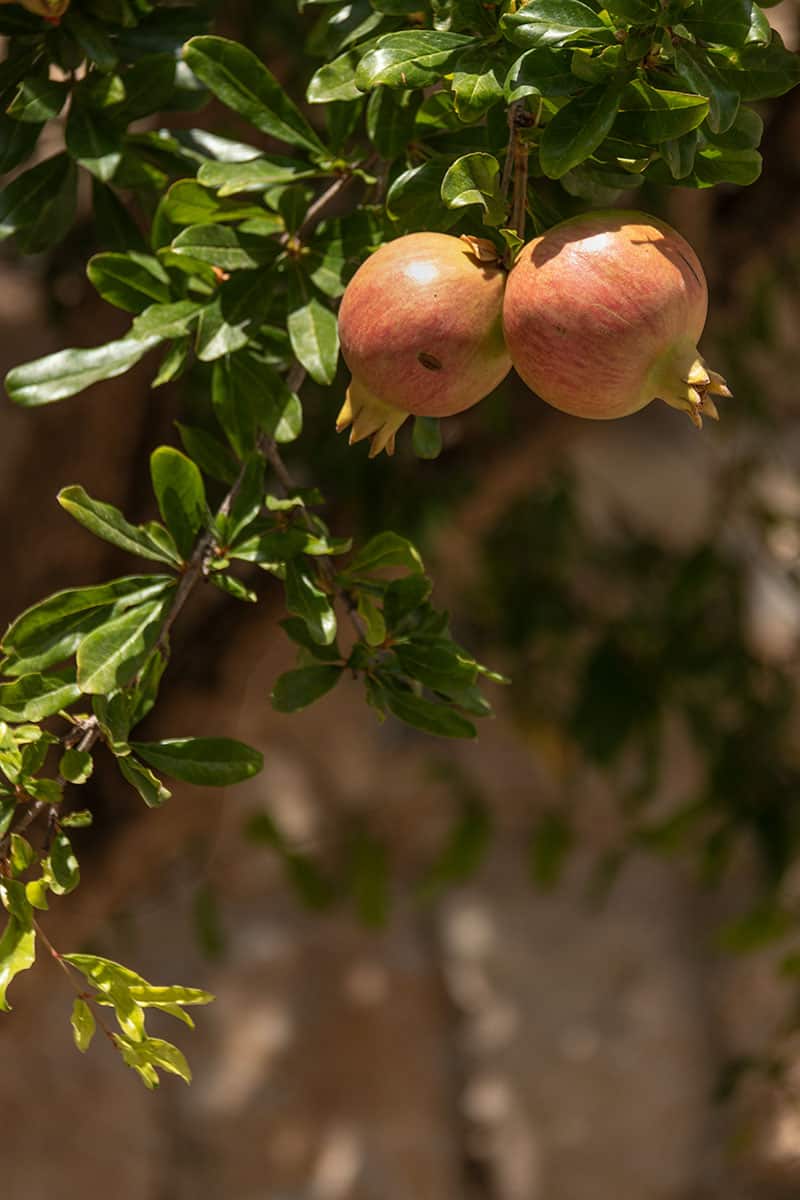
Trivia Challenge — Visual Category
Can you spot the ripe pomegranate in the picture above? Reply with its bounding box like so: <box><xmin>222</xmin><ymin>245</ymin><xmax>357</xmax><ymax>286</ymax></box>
<box><xmin>503</xmin><ymin>210</ymin><xmax>730</xmax><ymax>427</ymax></box>
<box><xmin>337</xmin><ymin>232</ymin><xmax>511</xmax><ymax>456</ymax></box>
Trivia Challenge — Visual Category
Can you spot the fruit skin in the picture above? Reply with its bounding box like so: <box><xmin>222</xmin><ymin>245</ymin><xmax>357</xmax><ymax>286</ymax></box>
<box><xmin>337</xmin><ymin>232</ymin><xmax>511</xmax><ymax>456</ymax></box>
<box><xmin>503</xmin><ymin>209</ymin><xmax>730</xmax><ymax>427</ymax></box>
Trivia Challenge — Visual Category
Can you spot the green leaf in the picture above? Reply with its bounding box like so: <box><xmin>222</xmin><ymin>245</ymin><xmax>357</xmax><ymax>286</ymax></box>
<box><xmin>682</xmin><ymin>0</ymin><xmax>753</xmax><ymax>47</ymax></box>
<box><xmin>7</xmin><ymin>76</ymin><xmax>68</xmax><ymax>123</ymax></box>
<box><xmin>271</xmin><ymin>665</ymin><xmax>343</xmax><ymax>712</ymax></box>
<box><xmin>307</xmin><ymin>47</ymin><xmax>364</xmax><ymax>103</ymax></box>
<box><xmin>287</xmin><ymin>268</ymin><xmax>340</xmax><ymax>385</ymax></box>
<box><xmin>500</xmin><ymin>1</ymin><xmax>611</xmax><ymax>48</ymax></box>
<box><xmin>346</xmin><ymin>531</ymin><xmax>424</xmax><ymax>575</ymax></box>
<box><xmin>0</xmin><ymin>672</ymin><xmax>81</xmax><ymax>722</ymax></box>
<box><xmin>6</xmin><ymin>336</ymin><xmax>161</xmax><ymax>408</ymax></box>
<box><xmin>184</xmin><ymin>36</ymin><xmax>327</xmax><ymax>155</ymax></box>
<box><xmin>61</xmin><ymin>810</ymin><xmax>94</xmax><ymax>829</ymax></box>
<box><xmin>673</xmin><ymin>42</ymin><xmax>739</xmax><ymax>134</ymax></box>
<box><xmin>504</xmin><ymin>47</ymin><xmax>578</xmax><ymax>102</ymax></box>
<box><xmin>614</xmin><ymin>81</ymin><xmax>710</xmax><ymax>144</ymax></box>
<box><xmin>76</xmin><ymin>600</ymin><xmax>168</xmax><ymax>694</ymax></box>
<box><xmin>59</xmin><ymin>749</ymin><xmax>94</xmax><ymax>785</ymax></box>
<box><xmin>708</xmin><ymin>33</ymin><xmax>800</xmax><ymax>101</ymax></box>
<box><xmin>0</xmin><ymin>918</ymin><xmax>35</xmax><ymax>1012</ymax></box>
<box><xmin>9</xmin><ymin>835</ymin><xmax>35</xmax><ymax>874</ymax></box>
<box><xmin>49</xmin><ymin>832</ymin><xmax>80</xmax><ymax>895</ymax></box>
<box><xmin>130</xmin><ymin>737</ymin><xmax>264</xmax><ymax>787</ymax></box>
<box><xmin>356</xmin><ymin>591</ymin><xmax>387</xmax><ymax>645</ymax></box>
<box><xmin>366</xmin><ymin>87</ymin><xmax>422</xmax><ymax>157</ymax></box>
<box><xmin>149</xmin><ymin>447</ymin><xmax>207</xmax><ymax>561</ymax></box>
<box><xmin>58</xmin><ymin>486</ymin><xmax>181</xmax><ymax>566</ymax></box>
<box><xmin>161</xmin><ymin>179</ymin><xmax>267</xmax><ymax>225</ymax></box>
<box><xmin>0</xmin><ymin>114</ymin><xmax>42</xmax><ymax>174</ymax></box>
<box><xmin>381</xmin><ymin>684</ymin><xmax>477</xmax><ymax>738</ymax></box>
<box><xmin>198</xmin><ymin>155</ymin><xmax>317</xmax><ymax>196</ymax></box>
<box><xmin>386</xmin><ymin>161</ymin><xmax>461</xmax><ymax>233</ymax></box>
<box><xmin>87</xmin><ymin>253</ymin><xmax>172</xmax><ymax>313</ymax></box>
<box><xmin>71</xmin><ymin>997</ymin><xmax>97</xmax><ymax>1052</ymax></box>
<box><xmin>394</xmin><ymin>637</ymin><xmax>478</xmax><ymax>694</ymax></box>
<box><xmin>285</xmin><ymin>560</ymin><xmax>338</xmax><ymax>646</ymax></box>
<box><xmin>114</xmin><ymin>1033</ymin><xmax>192</xmax><ymax>1088</ymax></box>
<box><xmin>64</xmin><ymin>10</ymin><xmax>119</xmax><ymax>71</ymax></box>
<box><xmin>412</xmin><ymin>416</ymin><xmax>443</xmax><ymax>459</ymax></box>
<box><xmin>441</xmin><ymin>152</ymin><xmax>505</xmax><ymax>224</ymax></box>
<box><xmin>0</xmin><ymin>877</ymin><xmax>31</xmax><ymax>925</ymax></box>
<box><xmin>451</xmin><ymin>48</ymin><xmax>505</xmax><ymax>122</ymax></box>
<box><xmin>281</xmin><ymin>617</ymin><xmax>343</xmax><ymax>663</ymax></box>
<box><xmin>65</xmin><ymin>104</ymin><xmax>122</xmax><ymax>182</ymax></box>
<box><xmin>131</xmin><ymin>301</ymin><xmax>203</xmax><ymax>341</ymax></box>
<box><xmin>0</xmin><ymin>153</ymin><xmax>77</xmax><ymax>254</ymax></box>
<box><xmin>171</xmin><ymin>223</ymin><xmax>277</xmax><ymax>271</ymax></box>
<box><xmin>176</xmin><ymin>423</ymin><xmax>238</xmax><ymax>485</ymax></box>
<box><xmin>540</xmin><ymin>79</ymin><xmax>626</xmax><ymax>178</ymax></box>
<box><xmin>2</xmin><ymin>576</ymin><xmax>174</xmax><ymax>677</ymax></box>
<box><xmin>356</xmin><ymin>31</ymin><xmax>475</xmax><ymax>90</ymax></box>
<box><xmin>117</xmin><ymin>755</ymin><xmax>171</xmax><ymax>808</ymax></box>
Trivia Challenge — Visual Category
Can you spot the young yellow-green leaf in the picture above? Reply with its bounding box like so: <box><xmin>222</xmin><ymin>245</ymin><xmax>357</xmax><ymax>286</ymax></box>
<box><xmin>117</xmin><ymin>755</ymin><xmax>172</xmax><ymax>808</ymax></box>
<box><xmin>59</xmin><ymin>748</ymin><xmax>94</xmax><ymax>785</ymax></box>
<box><xmin>184</xmin><ymin>36</ymin><xmax>327</xmax><ymax>155</ymax></box>
<box><xmin>87</xmin><ymin>252</ymin><xmax>172</xmax><ymax>313</ymax></box>
<box><xmin>58</xmin><ymin>486</ymin><xmax>181</xmax><ymax>566</ymax></box>
<box><xmin>356</xmin><ymin>591</ymin><xmax>387</xmax><ymax>646</ymax></box>
<box><xmin>0</xmin><ymin>917</ymin><xmax>35</xmax><ymax>1011</ymax></box>
<box><xmin>71</xmin><ymin>997</ymin><xmax>97</xmax><ymax>1052</ymax></box>
<box><xmin>9</xmin><ymin>834</ymin><xmax>35</xmax><ymax>874</ymax></box>
<box><xmin>149</xmin><ymin>447</ymin><xmax>207</xmax><ymax>561</ymax></box>
<box><xmin>76</xmin><ymin>600</ymin><xmax>168</xmax><ymax>695</ymax></box>
<box><xmin>130</xmin><ymin>737</ymin><xmax>264</xmax><ymax>787</ymax></box>
<box><xmin>271</xmin><ymin>665</ymin><xmax>343</xmax><ymax>712</ymax></box>
<box><xmin>6</xmin><ymin>336</ymin><xmax>162</xmax><ymax>408</ymax></box>
<box><xmin>114</xmin><ymin>1034</ymin><xmax>192</xmax><ymax>1088</ymax></box>
<box><xmin>0</xmin><ymin>877</ymin><xmax>31</xmax><ymax>925</ymax></box>
<box><xmin>25</xmin><ymin>879</ymin><xmax>49</xmax><ymax>911</ymax></box>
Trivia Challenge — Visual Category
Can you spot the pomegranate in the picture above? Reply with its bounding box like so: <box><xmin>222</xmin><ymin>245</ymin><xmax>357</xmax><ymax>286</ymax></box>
<box><xmin>503</xmin><ymin>210</ymin><xmax>730</xmax><ymax>427</ymax></box>
<box><xmin>337</xmin><ymin>232</ymin><xmax>511</xmax><ymax>456</ymax></box>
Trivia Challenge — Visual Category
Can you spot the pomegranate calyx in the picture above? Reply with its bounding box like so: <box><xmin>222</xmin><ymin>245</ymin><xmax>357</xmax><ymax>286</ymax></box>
<box><xmin>336</xmin><ymin>377</ymin><xmax>408</xmax><ymax>458</ymax></box>
<box><xmin>655</xmin><ymin>345</ymin><xmax>730</xmax><ymax>429</ymax></box>
<box><xmin>459</xmin><ymin>234</ymin><xmax>503</xmax><ymax>266</ymax></box>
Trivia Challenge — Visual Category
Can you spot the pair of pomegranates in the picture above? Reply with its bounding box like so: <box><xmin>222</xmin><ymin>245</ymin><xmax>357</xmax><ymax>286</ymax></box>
<box><xmin>337</xmin><ymin>211</ymin><xmax>730</xmax><ymax>457</ymax></box>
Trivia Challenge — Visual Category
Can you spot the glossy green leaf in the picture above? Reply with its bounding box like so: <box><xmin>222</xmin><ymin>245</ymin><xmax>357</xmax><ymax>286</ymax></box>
<box><xmin>0</xmin><ymin>114</ymin><xmax>42</xmax><ymax>174</ymax></box>
<box><xmin>49</xmin><ymin>832</ymin><xmax>80</xmax><ymax>895</ymax></box>
<box><xmin>381</xmin><ymin>684</ymin><xmax>477</xmax><ymax>738</ymax></box>
<box><xmin>451</xmin><ymin>47</ymin><xmax>505</xmax><ymax>121</ymax></box>
<box><xmin>76</xmin><ymin>600</ymin><xmax>168</xmax><ymax>694</ymax></box>
<box><xmin>2</xmin><ymin>576</ymin><xmax>174</xmax><ymax>677</ymax></box>
<box><xmin>176</xmin><ymin>423</ymin><xmax>238</xmax><ymax>485</ymax></box>
<box><xmin>540</xmin><ymin>80</ymin><xmax>625</xmax><ymax>178</ymax></box>
<box><xmin>6</xmin><ymin>336</ymin><xmax>161</xmax><ymax>408</ymax></box>
<box><xmin>7</xmin><ymin>76</ymin><xmax>68</xmax><ymax>123</ymax></box>
<box><xmin>150</xmin><ymin>447</ymin><xmax>207</xmax><ymax>561</ymax></box>
<box><xmin>87</xmin><ymin>253</ymin><xmax>172</xmax><ymax>313</ymax></box>
<box><xmin>71</xmin><ymin>997</ymin><xmax>97</xmax><ymax>1053</ymax></box>
<box><xmin>674</xmin><ymin>42</ymin><xmax>739</xmax><ymax>134</ymax></box>
<box><xmin>500</xmin><ymin>1</ymin><xmax>611</xmax><ymax>48</ymax></box>
<box><xmin>708</xmin><ymin>33</ymin><xmax>800</xmax><ymax>101</ymax></box>
<box><xmin>394</xmin><ymin>637</ymin><xmax>478</xmax><ymax>694</ymax></box>
<box><xmin>441</xmin><ymin>152</ymin><xmax>505</xmax><ymax>224</ymax></box>
<box><xmin>681</xmin><ymin>0</ymin><xmax>753</xmax><ymax>47</ymax></box>
<box><xmin>65</xmin><ymin>105</ymin><xmax>122</xmax><ymax>182</ymax></box>
<box><xmin>131</xmin><ymin>737</ymin><xmax>264</xmax><ymax>786</ymax></box>
<box><xmin>357</xmin><ymin>31</ymin><xmax>474</xmax><ymax>90</ymax></box>
<box><xmin>285</xmin><ymin>560</ymin><xmax>338</xmax><ymax>646</ymax></box>
<box><xmin>198</xmin><ymin>155</ymin><xmax>317</xmax><ymax>196</ymax></box>
<box><xmin>0</xmin><ymin>918</ymin><xmax>35</xmax><ymax>1012</ymax></box>
<box><xmin>131</xmin><ymin>301</ymin><xmax>203</xmax><ymax>341</ymax></box>
<box><xmin>0</xmin><ymin>153</ymin><xmax>77</xmax><ymax>254</ymax></box>
<box><xmin>271</xmin><ymin>665</ymin><xmax>343</xmax><ymax>712</ymax></box>
<box><xmin>171</xmin><ymin>223</ymin><xmax>275</xmax><ymax>271</ymax></box>
<box><xmin>114</xmin><ymin>1033</ymin><xmax>192</xmax><ymax>1088</ymax></box>
<box><xmin>184</xmin><ymin>36</ymin><xmax>327</xmax><ymax>155</ymax></box>
<box><xmin>346</xmin><ymin>531</ymin><xmax>424</xmax><ymax>575</ymax></box>
<box><xmin>287</xmin><ymin>268</ymin><xmax>340</xmax><ymax>385</ymax></box>
<box><xmin>114</xmin><ymin>755</ymin><xmax>169</xmax><ymax>808</ymax></box>
<box><xmin>0</xmin><ymin>672</ymin><xmax>81</xmax><ymax>723</ymax></box>
<box><xmin>504</xmin><ymin>47</ymin><xmax>577</xmax><ymax>102</ymax></box>
<box><xmin>58</xmin><ymin>486</ymin><xmax>181</xmax><ymax>566</ymax></box>
<box><xmin>307</xmin><ymin>47</ymin><xmax>364</xmax><ymax>103</ymax></box>
<box><xmin>614</xmin><ymin>81</ymin><xmax>709</xmax><ymax>144</ymax></box>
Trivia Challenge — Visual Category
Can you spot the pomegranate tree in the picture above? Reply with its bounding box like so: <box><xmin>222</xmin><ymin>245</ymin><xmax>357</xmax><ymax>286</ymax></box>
<box><xmin>503</xmin><ymin>211</ymin><xmax>730</xmax><ymax>427</ymax></box>
<box><xmin>337</xmin><ymin>232</ymin><xmax>511</xmax><ymax>456</ymax></box>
